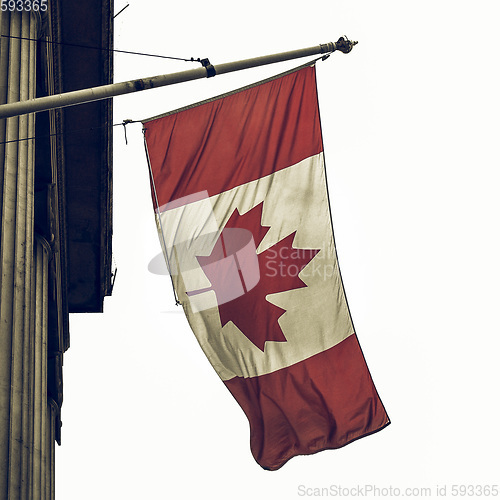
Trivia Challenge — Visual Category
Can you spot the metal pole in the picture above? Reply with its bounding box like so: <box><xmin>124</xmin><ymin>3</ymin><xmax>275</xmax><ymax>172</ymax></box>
<box><xmin>0</xmin><ymin>37</ymin><xmax>357</xmax><ymax>119</ymax></box>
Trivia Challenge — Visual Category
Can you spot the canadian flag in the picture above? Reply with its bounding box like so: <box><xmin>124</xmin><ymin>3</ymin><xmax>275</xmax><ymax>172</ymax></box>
<box><xmin>143</xmin><ymin>63</ymin><xmax>390</xmax><ymax>470</ymax></box>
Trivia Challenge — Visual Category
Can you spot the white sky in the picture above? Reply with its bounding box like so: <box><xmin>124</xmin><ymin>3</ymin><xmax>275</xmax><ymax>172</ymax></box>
<box><xmin>57</xmin><ymin>1</ymin><xmax>500</xmax><ymax>498</ymax></box>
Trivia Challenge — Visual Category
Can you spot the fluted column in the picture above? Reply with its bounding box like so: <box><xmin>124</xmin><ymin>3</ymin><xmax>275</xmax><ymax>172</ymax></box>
<box><xmin>0</xmin><ymin>9</ymin><xmax>54</xmax><ymax>500</ymax></box>
<box><xmin>32</xmin><ymin>237</ymin><xmax>51</xmax><ymax>500</ymax></box>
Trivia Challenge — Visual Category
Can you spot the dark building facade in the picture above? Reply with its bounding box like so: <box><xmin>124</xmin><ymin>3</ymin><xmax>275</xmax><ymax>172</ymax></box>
<box><xmin>0</xmin><ymin>1</ymin><xmax>113</xmax><ymax>498</ymax></box>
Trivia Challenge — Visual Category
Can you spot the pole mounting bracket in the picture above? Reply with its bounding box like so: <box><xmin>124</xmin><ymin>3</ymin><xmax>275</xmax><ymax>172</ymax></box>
<box><xmin>200</xmin><ymin>58</ymin><xmax>216</xmax><ymax>78</ymax></box>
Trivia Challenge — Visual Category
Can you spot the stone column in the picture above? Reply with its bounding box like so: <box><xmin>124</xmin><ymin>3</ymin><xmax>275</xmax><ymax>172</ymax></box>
<box><xmin>0</xmin><ymin>10</ymin><xmax>55</xmax><ymax>500</ymax></box>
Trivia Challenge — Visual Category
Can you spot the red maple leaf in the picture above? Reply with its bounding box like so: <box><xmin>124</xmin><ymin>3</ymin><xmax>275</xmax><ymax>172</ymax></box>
<box><xmin>196</xmin><ymin>203</ymin><xmax>319</xmax><ymax>351</ymax></box>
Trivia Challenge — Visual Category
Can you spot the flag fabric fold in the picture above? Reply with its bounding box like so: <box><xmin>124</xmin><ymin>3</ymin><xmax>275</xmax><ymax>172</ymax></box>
<box><xmin>142</xmin><ymin>62</ymin><xmax>389</xmax><ymax>470</ymax></box>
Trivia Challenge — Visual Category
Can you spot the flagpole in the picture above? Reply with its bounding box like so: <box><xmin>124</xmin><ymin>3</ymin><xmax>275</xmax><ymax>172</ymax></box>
<box><xmin>0</xmin><ymin>37</ymin><xmax>357</xmax><ymax>119</ymax></box>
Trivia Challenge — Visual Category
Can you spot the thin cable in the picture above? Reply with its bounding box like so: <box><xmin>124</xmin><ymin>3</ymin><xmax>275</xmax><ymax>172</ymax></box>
<box><xmin>113</xmin><ymin>3</ymin><xmax>129</xmax><ymax>18</ymax></box>
<box><xmin>110</xmin><ymin>253</ymin><xmax>118</xmax><ymax>293</ymax></box>
<box><xmin>0</xmin><ymin>119</ymin><xmax>142</xmax><ymax>146</ymax></box>
<box><xmin>0</xmin><ymin>34</ymin><xmax>202</xmax><ymax>64</ymax></box>
<box><xmin>142</xmin><ymin>127</ymin><xmax>181</xmax><ymax>306</ymax></box>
